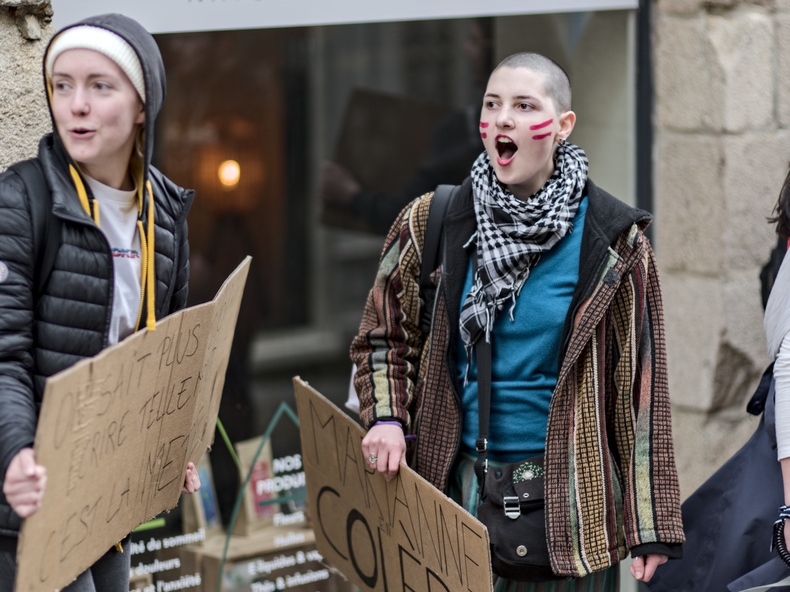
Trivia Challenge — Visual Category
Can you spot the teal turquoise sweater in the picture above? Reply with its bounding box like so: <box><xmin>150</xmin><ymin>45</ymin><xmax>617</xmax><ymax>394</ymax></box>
<box><xmin>458</xmin><ymin>198</ymin><xmax>588</xmax><ymax>461</ymax></box>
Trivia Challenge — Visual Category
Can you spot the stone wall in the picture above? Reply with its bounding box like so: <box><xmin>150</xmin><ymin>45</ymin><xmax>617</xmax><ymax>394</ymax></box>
<box><xmin>0</xmin><ymin>1</ymin><xmax>53</xmax><ymax>170</ymax></box>
<box><xmin>653</xmin><ymin>0</ymin><xmax>790</xmax><ymax>497</ymax></box>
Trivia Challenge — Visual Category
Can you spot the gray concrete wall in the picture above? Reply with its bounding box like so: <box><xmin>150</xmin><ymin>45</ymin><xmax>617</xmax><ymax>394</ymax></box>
<box><xmin>653</xmin><ymin>0</ymin><xmax>790</xmax><ymax>497</ymax></box>
<box><xmin>0</xmin><ymin>2</ymin><xmax>53</xmax><ymax>170</ymax></box>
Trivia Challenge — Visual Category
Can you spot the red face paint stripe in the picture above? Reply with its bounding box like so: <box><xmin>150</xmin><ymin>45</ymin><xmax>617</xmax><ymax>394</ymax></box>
<box><xmin>481</xmin><ymin>132</ymin><xmax>487</xmax><ymax>139</ymax></box>
<box><xmin>479</xmin><ymin>122</ymin><xmax>489</xmax><ymax>128</ymax></box>
<box><xmin>529</xmin><ymin>118</ymin><xmax>553</xmax><ymax>131</ymax></box>
<box><xmin>532</xmin><ymin>132</ymin><xmax>551</xmax><ymax>140</ymax></box>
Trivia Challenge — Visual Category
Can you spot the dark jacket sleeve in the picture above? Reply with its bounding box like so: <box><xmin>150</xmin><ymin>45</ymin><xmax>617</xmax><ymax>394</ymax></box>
<box><xmin>0</xmin><ymin>171</ymin><xmax>41</xmax><ymax>483</ymax></box>
<box><xmin>149</xmin><ymin>168</ymin><xmax>193</xmax><ymax>317</ymax></box>
<box><xmin>169</xmin><ymin>214</ymin><xmax>190</xmax><ymax>315</ymax></box>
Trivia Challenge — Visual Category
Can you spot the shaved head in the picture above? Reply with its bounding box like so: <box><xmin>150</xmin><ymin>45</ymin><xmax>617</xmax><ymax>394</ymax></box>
<box><xmin>493</xmin><ymin>53</ymin><xmax>572</xmax><ymax>113</ymax></box>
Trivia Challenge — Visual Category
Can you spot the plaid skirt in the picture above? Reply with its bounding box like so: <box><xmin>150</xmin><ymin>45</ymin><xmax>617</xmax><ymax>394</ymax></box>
<box><xmin>449</xmin><ymin>454</ymin><xmax>619</xmax><ymax>592</ymax></box>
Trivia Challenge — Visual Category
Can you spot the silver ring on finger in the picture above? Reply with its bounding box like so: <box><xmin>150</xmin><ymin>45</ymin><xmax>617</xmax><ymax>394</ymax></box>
<box><xmin>369</xmin><ymin>453</ymin><xmax>378</xmax><ymax>465</ymax></box>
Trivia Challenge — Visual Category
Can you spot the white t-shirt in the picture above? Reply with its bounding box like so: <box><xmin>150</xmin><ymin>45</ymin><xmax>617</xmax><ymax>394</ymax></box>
<box><xmin>765</xmin><ymin>248</ymin><xmax>790</xmax><ymax>460</ymax></box>
<box><xmin>775</xmin><ymin>332</ymin><xmax>790</xmax><ymax>460</ymax></box>
<box><xmin>85</xmin><ymin>175</ymin><xmax>142</xmax><ymax>345</ymax></box>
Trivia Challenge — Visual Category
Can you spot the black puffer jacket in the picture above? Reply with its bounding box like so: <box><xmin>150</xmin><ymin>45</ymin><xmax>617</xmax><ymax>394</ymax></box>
<box><xmin>0</xmin><ymin>14</ymin><xmax>194</xmax><ymax>535</ymax></box>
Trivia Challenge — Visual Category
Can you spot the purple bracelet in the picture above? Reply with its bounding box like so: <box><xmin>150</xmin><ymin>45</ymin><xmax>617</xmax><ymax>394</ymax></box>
<box><xmin>374</xmin><ymin>420</ymin><xmax>417</xmax><ymax>441</ymax></box>
<box><xmin>374</xmin><ymin>420</ymin><xmax>403</xmax><ymax>428</ymax></box>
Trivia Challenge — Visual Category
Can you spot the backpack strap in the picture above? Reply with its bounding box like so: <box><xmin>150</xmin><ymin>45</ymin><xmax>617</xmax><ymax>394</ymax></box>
<box><xmin>419</xmin><ymin>184</ymin><xmax>459</xmax><ymax>334</ymax></box>
<box><xmin>10</xmin><ymin>159</ymin><xmax>60</xmax><ymax>300</ymax></box>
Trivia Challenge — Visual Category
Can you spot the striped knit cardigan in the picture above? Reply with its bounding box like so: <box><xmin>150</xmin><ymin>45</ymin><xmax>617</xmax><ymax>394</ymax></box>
<box><xmin>351</xmin><ymin>181</ymin><xmax>685</xmax><ymax>578</ymax></box>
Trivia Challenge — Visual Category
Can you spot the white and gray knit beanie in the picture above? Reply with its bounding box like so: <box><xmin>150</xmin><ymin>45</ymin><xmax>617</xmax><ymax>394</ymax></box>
<box><xmin>45</xmin><ymin>25</ymin><xmax>145</xmax><ymax>102</ymax></box>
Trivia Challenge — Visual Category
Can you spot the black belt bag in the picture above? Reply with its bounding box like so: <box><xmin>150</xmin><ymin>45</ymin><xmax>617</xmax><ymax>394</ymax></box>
<box><xmin>474</xmin><ymin>338</ymin><xmax>562</xmax><ymax>582</ymax></box>
<box><xmin>476</xmin><ymin>454</ymin><xmax>557</xmax><ymax>581</ymax></box>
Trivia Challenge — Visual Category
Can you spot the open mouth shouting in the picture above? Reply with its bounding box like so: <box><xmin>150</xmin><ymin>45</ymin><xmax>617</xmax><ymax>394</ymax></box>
<box><xmin>496</xmin><ymin>135</ymin><xmax>517</xmax><ymax>166</ymax></box>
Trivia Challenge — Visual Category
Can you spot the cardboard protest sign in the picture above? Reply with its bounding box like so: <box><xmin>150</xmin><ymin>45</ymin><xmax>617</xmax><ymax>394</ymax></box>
<box><xmin>14</xmin><ymin>257</ymin><xmax>251</xmax><ymax>592</ymax></box>
<box><xmin>293</xmin><ymin>378</ymin><xmax>493</xmax><ymax>592</ymax></box>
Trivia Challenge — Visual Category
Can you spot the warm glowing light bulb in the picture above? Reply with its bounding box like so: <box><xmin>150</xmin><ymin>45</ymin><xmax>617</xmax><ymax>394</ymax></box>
<box><xmin>218</xmin><ymin>160</ymin><xmax>241</xmax><ymax>187</ymax></box>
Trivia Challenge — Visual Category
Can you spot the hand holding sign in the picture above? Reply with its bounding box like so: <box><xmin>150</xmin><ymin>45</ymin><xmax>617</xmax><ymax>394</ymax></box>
<box><xmin>293</xmin><ymin>378</ymin><xmax>493</xmax><ymax>592</ymax></box>
<box><xmin>14</xmin><ymin>257</ymin><xmax>250</xmax><ymax>592</ymax></box>
<box><xmin>3</xmin><ymin>448</ymin><xmax>47</xmax><ymax>519</ymax></box>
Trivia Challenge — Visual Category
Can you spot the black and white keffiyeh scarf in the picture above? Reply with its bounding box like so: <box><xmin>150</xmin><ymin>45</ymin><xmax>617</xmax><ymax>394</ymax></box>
<box><xmin>458</xmin><ymin>142</ymin><xmax>589</xmax><ymax>355</ymax></box>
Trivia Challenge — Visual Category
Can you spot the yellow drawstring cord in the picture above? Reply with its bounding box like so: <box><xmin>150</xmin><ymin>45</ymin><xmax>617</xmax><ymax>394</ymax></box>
<box><xmin>145</xmin><ymin>180</ymin><xmax>156</xmax><ymax>331</ymax></box>
<box><xmin>135</xmin><ymin>218</ymin><xmax>147</xmax><ymax>332</ymax></box>
<box><xmin>68</xmin><ymin>165</ymin><xmax>97</xmax><ymax>222</ymax></box>
<box><xmin>69</xmin><ymin>164</ymin><xmax>156</xmax><ymax>332</ymax></box>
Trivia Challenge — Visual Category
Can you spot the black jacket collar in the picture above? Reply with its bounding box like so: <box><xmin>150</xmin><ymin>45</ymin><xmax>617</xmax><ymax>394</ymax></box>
<box><xmin>440</xmin><ymin>177</ymin><xmax>652</xmax><ymax>366</ymax></box>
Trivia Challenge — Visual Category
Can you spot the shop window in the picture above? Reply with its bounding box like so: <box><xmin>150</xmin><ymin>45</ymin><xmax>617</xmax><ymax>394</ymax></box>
<box><xmin>151</xmin><ymin>8</ymin><xmax>634</xmax><ymax>530</ymax></box>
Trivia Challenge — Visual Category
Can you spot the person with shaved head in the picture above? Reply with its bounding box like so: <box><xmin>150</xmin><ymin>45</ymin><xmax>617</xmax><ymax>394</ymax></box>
<box><xmin>352</xmin><ymin>52</ymin><xmax>684</xmax><ymax>590</ymax></box>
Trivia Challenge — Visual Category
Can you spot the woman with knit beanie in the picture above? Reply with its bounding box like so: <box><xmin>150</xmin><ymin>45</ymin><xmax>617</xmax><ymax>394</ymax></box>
<box><xmin>0</xmin><ymin>13</ymin><xmax>199</xmax><ymax>590</ymax></box>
